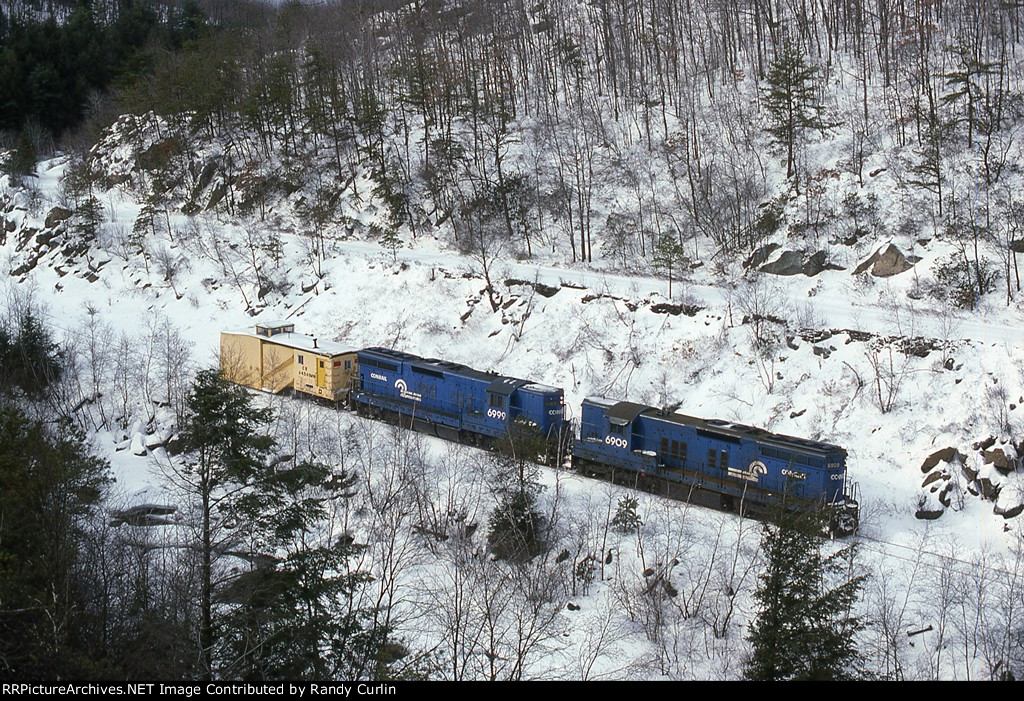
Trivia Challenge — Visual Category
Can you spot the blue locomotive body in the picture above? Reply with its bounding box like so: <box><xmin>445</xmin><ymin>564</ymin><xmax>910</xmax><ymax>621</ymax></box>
<box><xmin>353</xmin><ymin>347</ymin><xmax>566</xmax><ymax>443</ymax></box>
<box><xmin>572</xmin><ymin>397</ymin><xmax>858</xmax><ymax>533</ymax></box>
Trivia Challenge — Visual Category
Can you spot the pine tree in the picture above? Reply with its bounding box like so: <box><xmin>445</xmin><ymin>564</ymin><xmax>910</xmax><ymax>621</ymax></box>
<box><xmin>744</xmin><ymin>509</ymin><xmax>865</xmax><ymax>681</ymax></box>
<box><xmin>761</xmin><ymin>42</ymin><xmax>836</xmax><ymax>182</ymax></box>
<box><xmin>0</xmin><ymin>406</ymin><xmax>111</xmax><ymax>679</ymax></box>
<box><xmin>488</xmin><ymin>421</ymin><xmax>547</xmax><ymax>561</ymax></box>
<box><xmin>652</xmin><ymin>232</ymin><xmax>689</xmax><ymax>298</ymax></box>
<box><xmin>172</xmin><ymin>369</ymin><xmax>276</xmax><ymax>679</ymax></box>
<box><xmin>0</xmin><ymin>308</ymin><xmax>64</xmax><ymax>399</ymax></box>
<box><xmin>172</xmin><ymin>370</ymin><xmax>386</xmax><ymax>680</ymax></box>
<box><xmin>216</xmin><ymin>462</ymin><xmax>387</xmax><ymax>680</ymax></box>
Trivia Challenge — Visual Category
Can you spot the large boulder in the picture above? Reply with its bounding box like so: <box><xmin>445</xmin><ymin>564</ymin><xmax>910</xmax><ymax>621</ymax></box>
<box><xmin>755</xmin><ymin>248</ymin><xmax>840</xmax><ymax>277</ymax></box>
<box><xmin>854</xmin><ymin>243</ymin><xmax>918</xmax><ymax>277</ymax></box>
<box><xmin>760</xmin><ymin>249</ymin><xmax>805</xmax><ymax>275</ymax></box>
<box><xmin>745</xmin><ymin>243</ymin><xmax>781</xmax><ymax>269</ymax></box>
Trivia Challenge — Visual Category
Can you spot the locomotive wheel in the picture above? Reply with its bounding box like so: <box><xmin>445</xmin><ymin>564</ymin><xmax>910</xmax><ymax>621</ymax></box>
<box><xmin>720</xmin><ymin>494</ymin><xmax>735</xmax><ymax>513</ymax></box>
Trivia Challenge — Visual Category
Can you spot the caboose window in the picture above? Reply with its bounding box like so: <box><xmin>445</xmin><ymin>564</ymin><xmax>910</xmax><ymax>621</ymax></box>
<box><xmin>297</xmin><ymin>355</ymin><xmax>304</xmax><ymax>365</ymax></box>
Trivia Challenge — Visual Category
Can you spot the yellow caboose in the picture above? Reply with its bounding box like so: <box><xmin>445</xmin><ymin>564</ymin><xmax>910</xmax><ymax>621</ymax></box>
<box><xmin>220</xmin><ymin>321</ymin><xmax>358</xmax><ymax>402</ymax></box>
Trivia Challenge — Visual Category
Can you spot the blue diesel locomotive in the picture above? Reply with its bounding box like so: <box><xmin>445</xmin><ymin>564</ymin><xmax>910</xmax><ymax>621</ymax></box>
<box><xmin>352</xmin><ymin>347</ymin><xmax>567</xmax><ymax>446</ymax></box>
<box><xmin>572</xmin><ymin>397</ymin><xmax>859</xmax><ymax>535</ymax></box>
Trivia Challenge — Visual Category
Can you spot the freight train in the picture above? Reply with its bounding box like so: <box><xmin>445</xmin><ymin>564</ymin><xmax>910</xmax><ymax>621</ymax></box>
<box><xmin>221</xmin><ymin>323</ymin><xmax>860</xmax><ymax>535</ymax></box>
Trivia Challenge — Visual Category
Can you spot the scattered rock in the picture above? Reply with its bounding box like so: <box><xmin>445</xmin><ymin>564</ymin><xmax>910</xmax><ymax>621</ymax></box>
<box><xmin>973</xmin><ymin>436</ymin><xmax>998</xmax><ymax>452</ymax></box>
<box><xmin>753</xmin><ymin>248</ymin><xmax>841</xmax><ymax>277</ymax></box>
<box><xmin>649</xmin><ymin>302</ymin><xmax>701</xmax><ymax>316</ymax></box>
<box><xmin>130</xmin><ymin>433</ymin><xmax>147</xmax><ymax>456</ymax></box>
<box><xmin>995</xmin><ymin>501</ymin><xmax>1024</xmax><ymax>519</ymax></box>
<box><xmin>983</xmin><ymin>446</ymin><xmax>1020</xmax><ymax>475</ymax></box>
<box><xmin>938</xmin><ymin>482</ymin><xmax>954</xmax><ymax>508</ymax></box>
<box><xmin>802</xmin><ymin>250</ymin><xmax>842</xmax><ymax>276</ymax></box>
<box><xmin>505</xmin><ymin>278</ymin><xmax>560</xmax><ymax>297</ymax></box>
<box><xmin>44</xmin><ymin>206</ymin><xmax>73</xmax><ymax>229</ymax></box>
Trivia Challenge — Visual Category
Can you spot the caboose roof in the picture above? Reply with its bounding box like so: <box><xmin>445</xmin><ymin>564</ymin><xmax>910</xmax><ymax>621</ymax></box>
<box><xmin>225</xmin><ymin>328</ymin><xmax>357</xmax><ymax>357</ymax></box>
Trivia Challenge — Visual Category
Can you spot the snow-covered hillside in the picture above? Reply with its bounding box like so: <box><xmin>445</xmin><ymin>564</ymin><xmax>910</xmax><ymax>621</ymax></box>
<box><xmin>2</xmin><ymin>122</ymin><xmax>1024</xmax><ymax>676</ymax></box>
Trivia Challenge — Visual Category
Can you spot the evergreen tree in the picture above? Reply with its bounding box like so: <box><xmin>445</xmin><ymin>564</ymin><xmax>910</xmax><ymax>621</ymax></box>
<box><xmin>0</xmin><ymin>406</ymin><xmax>111</xmax><ymax>679</ymax></box>
<box><xmin>761</xmin><ymin>42</ymin><xmax>836</xmax><ymax>181</ymax></box>
<box><xmin>744</xmin><ymin>509</ymin><xmax>866</xmax><ymax>681</ymax></box>
<box><xmin>216</xmin><ymin>461</ymin><xmax>388</xmax><ymax>681</ymax></box>
<box><xmin>906</xmin><ymin>98</ymin><xmax>947</xmax><ymax>218</ymax></box>
<box><xmin>488</xmin><ymin>421</ymin><xmax>547</xmax><ymax>561</ymax></box>
<box><xmin>172</xmin><ymin>369</ymin><xmax>275</xmax><ymax>679</ymax></box>
<box><xmin>379</xmin><ymin>226</ymin><xmax>402</xmax><ymax>265</ymax></box>
<box><xmin>0</xmin><ymin>308</ymin><xmax>63</xmax><ymax>399</ymax></box>
<box><xmin>652</xmin><ymin>232</ymin><xmax>689</xmax><ymax>298</ymax></box>
<box><xmin>173</xmin><ymin>370</ymin><xmax>385</xmax><ymax>680</ymax></box>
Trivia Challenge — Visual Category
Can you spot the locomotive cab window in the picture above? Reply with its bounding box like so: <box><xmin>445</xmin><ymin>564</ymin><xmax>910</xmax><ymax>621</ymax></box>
<box><xmin>489</xmin><ymin>394</ymin><xmax>505</xmax><ymax>408</ymax></box>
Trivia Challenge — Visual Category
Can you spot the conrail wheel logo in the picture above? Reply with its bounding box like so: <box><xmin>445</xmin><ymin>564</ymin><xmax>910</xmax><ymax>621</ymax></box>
<box><xmin>728</xmin><ymin>460</ymin><xmax>767</xmax><ymax>483</ymax></box>
<box><xmin>394</xmin><ymin>378</ymin><xmax>422</xmax><ymax>402</ymax></box>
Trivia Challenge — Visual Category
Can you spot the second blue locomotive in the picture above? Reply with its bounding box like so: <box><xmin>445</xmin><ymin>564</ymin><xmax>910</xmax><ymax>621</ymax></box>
<box><xmin>573</xmin><ymin>397</ymin><xmax>859</xmax><ymax>534</ymax></box>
